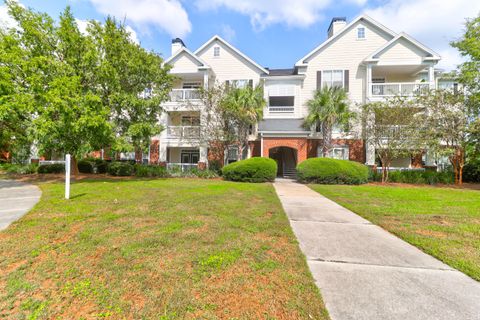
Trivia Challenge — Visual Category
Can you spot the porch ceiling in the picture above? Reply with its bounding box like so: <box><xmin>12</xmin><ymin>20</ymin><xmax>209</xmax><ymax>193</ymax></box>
<box><xmin>372</xmin><ymin>65</ymin><xmax>427</xmax><ymax>77</ymax></box>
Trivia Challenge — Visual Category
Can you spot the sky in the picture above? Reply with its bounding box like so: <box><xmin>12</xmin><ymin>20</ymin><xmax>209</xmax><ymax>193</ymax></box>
<box><xmin>1</xmin><ymin>0</ymin><xmax>479</xmax><ymax>71</ymax></box>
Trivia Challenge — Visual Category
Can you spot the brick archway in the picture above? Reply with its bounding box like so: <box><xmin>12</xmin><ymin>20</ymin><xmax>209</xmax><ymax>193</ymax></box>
<box><xmin>262</xmin><ymin>138</ymin><xmax>308</xmax><ymax>163</ymax></box>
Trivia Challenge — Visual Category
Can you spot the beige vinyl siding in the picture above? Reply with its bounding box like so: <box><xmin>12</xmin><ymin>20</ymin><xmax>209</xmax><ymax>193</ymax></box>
<box><xmin>376</xmin><ymin>38</ymin><xmax>427</xmax><ymax>65</ymax></box>
<box><xmin>301</xmin><ymin>20</ymin><xmax>394</xmax><ymax>116</ymax></box>
<box><xmin>169</xmin><ymin>52</ymin><xmax>202</xmax><ymax>74</ymax></box>
<box><xmin>196</xmin><ymin>40</ymin><xmax>263</xmax><ymax>85</ymax></box>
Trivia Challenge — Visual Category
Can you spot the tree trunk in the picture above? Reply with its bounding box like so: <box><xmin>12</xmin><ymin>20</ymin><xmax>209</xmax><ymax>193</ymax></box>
<box><xmin>71</xmin><ymin>155</ymin><xmax>79</xmax><ymax>176</ymax></box>
<box><xmin>134</xmin><ymin>146</ymin><xmax>143</xmax><ymax>164</ymax></box>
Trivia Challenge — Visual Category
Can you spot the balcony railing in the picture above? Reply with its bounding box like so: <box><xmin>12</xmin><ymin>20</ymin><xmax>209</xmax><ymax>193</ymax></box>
<box><xmin>167</xmin><ymin>126</ymin><xmax>201</xmax><ymax>139</ymax></box>
<box><xmin>169</xmin><ymin>89</ymin><xmax>201</xmax><ymax>101</ymax></box>
<box><xmin>371</xmin><ymin>83</ymin><xmax>430</xmax><ymax>97</ymax></box>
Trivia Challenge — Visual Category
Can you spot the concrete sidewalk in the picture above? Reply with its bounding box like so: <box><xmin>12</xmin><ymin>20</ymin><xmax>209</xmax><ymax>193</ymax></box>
<box><xmin>274</xmin><ymin>180</ymin><xmax>480</xmax><ymax>320</ymax></box>
<box><xmin>0</xmin><ymin>179</ymin><xmax>41</xmax><ymax>231</ymax></box>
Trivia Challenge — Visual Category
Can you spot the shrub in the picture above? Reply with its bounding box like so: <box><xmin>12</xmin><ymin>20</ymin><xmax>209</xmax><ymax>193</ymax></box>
<box><xmin>135</xmin><ymin>164</ymin><xmax>168</xmax><ymax>177</ymax></box>
<box><xmin>222</xmin><ymin>157</ymin><xmax>277</xmax><ymax>183</ymax></box>
<box><xmin>77</xmin><ymin>160</ymin><xmax>94</xmax><ymax>174</ymax></box>
<box><xmin>369</xmin><ymin>169</ymin><xmax>454</xmax><ymax>185</ymax></box>
<box><xmin>38</xmin><ymin>163</ymin><xmax>65</xmax><ymax>174</ymax></box>
<box><xmin>464</xmin><ymin>160</ymin><xmax>480</xmax><ymax>183</ymax></box>
<box><xmin>108</xmin><ymin>162</ymin><xmax>134</xmax><ymax>176</ymax></box>
<box><xmin>0</xmin><ymin>163</ymin><xmax>38</xmax><ymax>174</ymax></box>
<box><xmin>297</xmin><ymin>158</ymin><xmax>369</xmax><ymax>185</ymax></box>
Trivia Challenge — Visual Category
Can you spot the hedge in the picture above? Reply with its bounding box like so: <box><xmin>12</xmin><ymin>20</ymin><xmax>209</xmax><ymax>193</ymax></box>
<box><xmin>38</xmin><ymin>163</ymin><xmax>65</xmax><ymax>174</ymax></box>
<box><xmin>370</xmin><ymin>169</ymin><xmax>454</xmax><ymax>185</ymax></box>
<box><xmin>464</xmin><ymin>160</ymin><xmax>480</xmax><ymax>183</ymax></box>
<box><xmin>297</xmin><ymin>158</ymin><xmax>369</xmax><ymax>185</ymax></box>
<box><xmin>134</xmin><ymin>164</ymin><xmax>168</xmax><ymax>177</ymax></box>
<box><xmin>107</xmin><ymin>162</ymin><xmax>134</xmax><ymax>176</ymax></box>
<box><xmin>0</xmin><ymin>163</ymin><xmax>38</xmax><ymax>174</ymax></box>
<box><xmin>78</xmin><ymin>160</ymin><xmax>94</xmax><ymax>174</ymax></box>
<box><xmin>222</xmin><ymin>157</ymin><xmax>277</xmax><ymax>183</ymax></box>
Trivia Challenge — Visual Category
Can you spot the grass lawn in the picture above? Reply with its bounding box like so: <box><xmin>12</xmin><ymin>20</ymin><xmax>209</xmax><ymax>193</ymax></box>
<box><xmin>0</xmin><ymin>178</ymin><xmax>328</xmax><ymax>319</ymax></box>
<box><xmin>310</xmin><ymin>184</ymin><xmax>480</xmax><ymax>281</ymax></box>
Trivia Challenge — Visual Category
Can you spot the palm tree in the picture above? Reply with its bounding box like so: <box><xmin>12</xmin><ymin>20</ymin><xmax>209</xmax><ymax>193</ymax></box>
<box><xmin>304</xmin><ymin>86</ymin><xmax>352</xmax><ymax>157</ymax></box>
<box><xmin>223</xmin><ymin>83</ymin><xmax>265</xmax><ymax>161</ymax></box>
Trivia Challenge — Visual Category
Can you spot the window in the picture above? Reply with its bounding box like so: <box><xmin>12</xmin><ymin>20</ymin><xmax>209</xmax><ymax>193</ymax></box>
<box><xmin>357</xmin><ymin>27</ymin><xmax>366</xmax><ymax>39</ymax></box>
<box><xmin>322</xmin><ymin>70</ymin><xmax>344</xmax><ymax>89</ymax></box>
<box><xmin>318</xmin><ymin>145</ymin><xmax>349</xmax><ymax>160</ymax></box>
<box><xmin>227</xmin><ymin>146</ymin><xmax>238</xmax><ymax>164</ymax></box>
<box><xmin>372</xmin><ymin>77</ymin><xmax>385</xmax><ymax>84</ymax></box>
<box><xmin>229</xmin><ymin>79</ymin><xmax>252</xmax><ymax>88</ymax></box>
<box><xmin>181</xmin><ymin>116</ymin><xmax>200</xmax><ymax>126</ymax></box>
<box><xmin>268</xmin><ymin>96</ymin><xmax>295</xmax><ymax>113</ymax></box>
<box><xmin>181</xmin><ymin>150</ymin><xmax>200</xmax><ymax>164</ymax></box>
<box><xmin>213</xmin><ymin>46</ymin><xmax>220</xmax><ymax>57</ymax></box>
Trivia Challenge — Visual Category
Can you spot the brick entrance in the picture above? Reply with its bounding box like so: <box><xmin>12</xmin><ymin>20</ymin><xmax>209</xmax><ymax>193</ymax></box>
<box><xmin>262</xmin><ymin>138</ymin><xmax>308</xmax><ymax>163</ymax></box>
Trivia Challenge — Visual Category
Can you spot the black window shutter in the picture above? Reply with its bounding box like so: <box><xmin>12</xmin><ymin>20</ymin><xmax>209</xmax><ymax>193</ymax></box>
<box><xmin>225</xmin><ymin>80</ymin><xmax>230</xmax><ymax>89</ymax></box>
<box><xmin>344</xmin><ymin>70</ymin><xmax>349</xmax><ymax>92</ymax></box>
<box><xmin>316</xmin><ymin>71</ymin><xmax>322</xmax><ymax>90</ymax></box>
<box><xmin>248</xmin><ymin>79</ymin><xmax>253</xmax><ymax>88</ymax></box>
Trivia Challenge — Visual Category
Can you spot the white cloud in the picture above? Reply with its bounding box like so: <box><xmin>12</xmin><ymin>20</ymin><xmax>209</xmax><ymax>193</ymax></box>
<box><xmin>125</xmin><ymin>25</ymin><xmax>139</xmax><ymax>44</ymax></box>
<box><xmin>87</xmin><ymin>0</ymin><xmax>191</xmax><ymax>38</ymax></box>
<box><xmin>195</xmin><ymin>0</ymin><xmax>332</xmax><ymax>30</ymax></box>
<box><xmin>0</xmin><ymin>2</ymin><xmax>18</xmax><ymax>30</ymax></box>
<box><xmin>220</xmin><ymin>24</ymin><xmax>236</xmax><ymax>42</ymax></box>
<box><xmin>365</xmin><ymin>0</ymin><xmax>480</xmax><ymax>70</ymax></box>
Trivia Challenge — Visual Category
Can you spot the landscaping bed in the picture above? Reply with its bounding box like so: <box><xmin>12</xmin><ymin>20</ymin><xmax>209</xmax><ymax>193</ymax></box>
<box><xmin>310</xmin><ymin>184</ymin><xmax>480</xmax><ymax>281</ymax></box>
<box><xmin>0</xmin><ymin>178</ymin><xmax>328</xmax><ymax>319</ymax></box>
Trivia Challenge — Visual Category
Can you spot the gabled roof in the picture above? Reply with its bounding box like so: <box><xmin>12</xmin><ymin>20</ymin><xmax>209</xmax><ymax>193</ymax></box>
<box><xmin>194</xmin><ymin>35</ymin><xmax>269</xmax><ymax>74</ymax></box>
<box><xmin>295</xmin><ymin>14</ymin><xmax>397</xmax><ymax>66</ymax></box>
<box><xmin>164</xmin><ymin>47</ymin><xmax>211</xmax><ymax>70</ymax></box>
<box><xmin>364</xmin><ymin>32</ymin><xmax>441</xmax><ymax>62</ymax></box>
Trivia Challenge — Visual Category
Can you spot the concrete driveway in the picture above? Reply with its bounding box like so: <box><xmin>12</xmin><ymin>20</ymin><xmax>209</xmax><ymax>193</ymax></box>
<box><xmin>274</xmin><ymin>180</ymin><xmax>480</xmax><ymax>320</ymax></box>
<box><xmin>0</xmin><ymin>179</ymin><xmax>41</xmax><ymax>231</ymax></box>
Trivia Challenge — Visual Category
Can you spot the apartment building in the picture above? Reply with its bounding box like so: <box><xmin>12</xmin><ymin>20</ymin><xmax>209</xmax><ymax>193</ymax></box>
<box><xmin>149</xmin><ymin>15</ymin><xmax>445</xmax><ymax>175</ymax></box>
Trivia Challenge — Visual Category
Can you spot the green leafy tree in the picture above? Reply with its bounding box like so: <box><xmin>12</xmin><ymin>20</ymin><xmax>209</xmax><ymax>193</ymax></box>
<box><xmin>2</xmin><ymin>2</ymin><xmax>112</xmax><ymax>173</ymax></box>
<box><xmin>88</xmin><ymin>18</ymin><xmax>173</xmax><ymax>161</ymax></box>
<box><xmin>362</xmin><ymin>97</ymin><xmax>424</xmax><ymax>183</ymax></box>
<box><xmin>222</xmin><ymin>83</ymin><xmax>265</xmax><ymax>160</ymax></box>
<box><xmin>304</xmin><ymin>86</ymin><xmax>353</xmax><ymax>157</ymax></box>
<box><xmin>418</xmin><ymin>90</ymin><xmax>469</xmax><ymax>185</ymax></box>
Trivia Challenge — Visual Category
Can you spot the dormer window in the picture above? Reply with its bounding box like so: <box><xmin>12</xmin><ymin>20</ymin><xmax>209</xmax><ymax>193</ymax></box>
<box><xmin>214</xmin><ymin>46</ymin><xmax>220</xmax><ymax>57</ymax></box>
<box><xmin>357</xmin><ymin>27</ymin><xmax>366</xmax><ymax>39</ymax></box>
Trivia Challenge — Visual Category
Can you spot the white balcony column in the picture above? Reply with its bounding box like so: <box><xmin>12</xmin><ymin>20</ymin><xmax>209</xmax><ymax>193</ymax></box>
<box><xmin>159</xmin><ymin>144</ymin><xmax>167</xmax><ymax>163</ymax></box>
<box><xmin>159</xmin><ymin>112</ymin><xmax>169</xmax><ymax>139</ymax></box>
<box><xmin>366</xmin><ymin>63</ymin><xmax>373</xmax><ymax>100</ymax></box>
<box><xmin>203</xmin><ymin>71</ymin><xmax>209</xmax><ymax>90</ymax></box>
<box><xmin>428</xmin><ymin>64</ymin><xmax>435</xmax><ymax>89</ymax></box>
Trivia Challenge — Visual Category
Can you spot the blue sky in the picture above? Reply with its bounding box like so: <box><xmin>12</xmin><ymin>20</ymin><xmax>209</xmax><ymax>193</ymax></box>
<box><xmin>2</xmin><ymin>0</ymin><xmax>479</xmax><ymax>70</ymax></box>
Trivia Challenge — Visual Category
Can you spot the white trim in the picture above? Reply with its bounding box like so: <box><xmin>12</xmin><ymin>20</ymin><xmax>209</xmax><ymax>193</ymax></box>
<box><xmin>164</xmin><ymin>47</ymin><xmax>211</xmax><ymax>69</ymax></box>
<box><xmin>364</xmin><ymin>32</ymin><xmax>441</xmax><ymax>62</ymax></box>
<box><xmin>194</xmin><ymin>35</ymin><xmax>269</xmax><ymax>74</ymax></box>
<box><xmin>261</xmin><ymin>75</ymin><xmax>306</xmax><ymax>80</ymax></box>
<box><xmin>295</xmin><ymin>14</ymin><xmax>397</xmax><ymax>66</ymax></box>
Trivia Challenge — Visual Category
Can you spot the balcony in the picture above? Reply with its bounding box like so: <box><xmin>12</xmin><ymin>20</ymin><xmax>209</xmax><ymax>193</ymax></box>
<box><xmin>268</xmin><ymin>106</ymin><xmax>294</xmax><ymax>113</ymax></box>
<box><xmin>169</xmin><ymin>89</ymin><xmax>201</xmax><ymax>101</ymax></box>
<box><xmin>167</xmin><ymin>126</ymin><xmax>200</xmax><ymax>139</ymax></box>
<box><xmin>371</xmin><ymin>82</ymin><xmax>430</xmax><ymax>98</ymax></box>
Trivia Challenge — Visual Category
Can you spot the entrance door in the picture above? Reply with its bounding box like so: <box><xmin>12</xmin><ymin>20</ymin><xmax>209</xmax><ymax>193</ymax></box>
<box><xmin>269</xmin><ymin>147</ymin><xmax>297</xmax><ymax>177</ymax></box>
<box><xmin>181</xmin><ymin>150</ymin><xmax>200</xmax><ymax>163</ymax></box>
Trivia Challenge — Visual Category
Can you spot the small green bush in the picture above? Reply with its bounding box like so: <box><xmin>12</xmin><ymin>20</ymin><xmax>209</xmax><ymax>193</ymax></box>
<box><xmin>77</xmin><ymin>160</ymin><xmax>94</xmax><ymax>174</ymax></box>
<box><xmin>108</xmin><ymin>162</ymin><xmax>134</xmax><ymax>176</ymax></box>
<box><xmin>464</xmin><ymin>160</ymin><xmax>480</xmax><ymax>183</ymax></box>
<box><xmin>222</xmin><ymin>157</ymin><xmax>277</xmax><ymax>183</ymax></box>
<box><xmin>135</xmin><ymin>164</ymin><xmax>168</xmax><ymax>177</ymax></box>
<box><xmin>38</xmin><ymin>163</ymin><xmax>65</xmax><ymax>174</ymax></box>
<box><xmin>0</xmin><ymin>163</ymin><xmax>38</xmax><ymax>174</ymax></box>
<box><xmin>369</xmin><ymin>169</ymin><xmax>454</xmax><ymax>185</ymax></box>
<box><xmin>297</xmin><ymin>158</ymin><xmax>369</xmax><ymax>185</ymax></box>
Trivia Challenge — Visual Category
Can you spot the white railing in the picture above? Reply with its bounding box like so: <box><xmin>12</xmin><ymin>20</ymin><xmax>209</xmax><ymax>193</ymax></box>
<box><xmin>167</xmin><ymin>126</ymin><xmax>201</xmax><ymax>139</ymax></box>
<box><xmin>371</xmin><ymin>83</ymin><xmax>430</xmax><ymax>97</ymax></box>
<box><xmin>39</xmin><ymin>160</ymin><xmax>65</xmax><ymax>165</ymax></box>
<box><xmin>169</xmin><ymin>89</ymin><xmax>201</xmax><ymax>101</ymax></box>
<box><xmin>167</xmin><ymin>163</ymin><xmax>198</xmax><ymax>172</ymax></box>
<box><xmin>268</xmin><ymin>106</ymin><xmax>294</xmax><ymax>113</ymax></box>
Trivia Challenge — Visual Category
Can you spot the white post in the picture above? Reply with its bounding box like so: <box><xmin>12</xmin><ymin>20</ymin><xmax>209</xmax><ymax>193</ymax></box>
<box><xmin>366</xmin><ymin>64</ymin><xmax>372</xmax><ymax>100</ymax></box>
<box><xmin>428</xmin><ymin>64</ymin><xmax>435</xmax><ymax>89</ymax></box>
<box><xmin>65</xmin><ymin>154</ymin><xmax>71</xmax><ymax>200</ymax></box>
